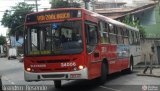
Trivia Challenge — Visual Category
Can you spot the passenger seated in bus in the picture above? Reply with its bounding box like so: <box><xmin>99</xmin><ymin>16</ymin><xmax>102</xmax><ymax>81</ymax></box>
<box><xmin>72</xmin><ymin>33</ymin><xmax>77</xmax><ymax>41</ymax></box>
<box><xmin>61</xmin><ymin>34</ymin><xmax>67</xmax><ymax>43</ymax></box>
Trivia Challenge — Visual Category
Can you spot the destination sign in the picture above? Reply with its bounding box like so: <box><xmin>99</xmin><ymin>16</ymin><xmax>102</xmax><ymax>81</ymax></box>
<box><xmin>26</xmin><ymin>10</ymin><xmax>81</xmax><ymax>23</ymax></box>
<box><xmin>37</xmin><ymin>12</ymin><xmax>70</xmax><ymax>22</ymax></box>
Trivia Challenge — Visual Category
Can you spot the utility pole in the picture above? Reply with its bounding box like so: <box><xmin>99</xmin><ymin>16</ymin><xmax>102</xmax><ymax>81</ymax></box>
<box><xmin>83</xmin><ymin>0</ymin><xmax>90</xmax><ymax>10</ymax></box>
<box><xmin>24</xmin><ymin>0</ymin><xmax>39</xmax><ymax>12</ymax></box>
<box><xmin>92</xmin><ymin>0</ymin><xmax>95</xmax><ymax>12</ymax></box>
<box><xmin>35</xmin><ymin>0</ymin><xmax>38</xmax><ymax>12</ymax></box>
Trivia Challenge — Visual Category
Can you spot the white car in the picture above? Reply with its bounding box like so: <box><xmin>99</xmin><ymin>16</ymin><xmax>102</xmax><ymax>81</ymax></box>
<box><xmin>8</xmin><ymin>48</ymin><xmax>17</xmax><ymax>60</ymax></box>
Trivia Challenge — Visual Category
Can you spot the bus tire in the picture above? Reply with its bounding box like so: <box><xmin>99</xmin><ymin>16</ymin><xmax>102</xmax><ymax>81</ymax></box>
<box><xmin>99</xmin><ymin>62</ymin><xmax>107</xmax><ymax>84</ymax></box>
<box><xmin>127</xmin><ymin>56</ymin><xmax>133</xmax><ymax>73</ymax></box>
<box><xmin>54</xmin><ymin>80</ymin><xmax>61</xmax><ymax>88</ymax></box>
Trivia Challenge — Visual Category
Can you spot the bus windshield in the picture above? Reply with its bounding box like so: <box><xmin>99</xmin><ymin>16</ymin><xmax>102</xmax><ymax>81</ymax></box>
<box><xmin>25</xmin><ymin>21</ymin><xmax>83</xmax><ymax>55</ymax></box>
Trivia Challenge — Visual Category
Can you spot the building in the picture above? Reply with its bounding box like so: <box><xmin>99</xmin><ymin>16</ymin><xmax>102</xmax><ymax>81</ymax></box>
<box><xmin>94</xmin><ymin>0</ymin><xmax>160</xmax><ymax>65</ymax></box>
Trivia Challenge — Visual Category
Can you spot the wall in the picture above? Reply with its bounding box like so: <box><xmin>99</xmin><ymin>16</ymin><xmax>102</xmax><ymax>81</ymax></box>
<box><xmin>140</xmin><ymin>39</ymin><xmax>159</xmax><ymax>65</ymax></box>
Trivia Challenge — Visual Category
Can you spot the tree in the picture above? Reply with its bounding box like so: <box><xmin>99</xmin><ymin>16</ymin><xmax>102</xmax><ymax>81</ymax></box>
<box><xmin>122</xmin><ymin>15</ymin><xmax>146</xmax><ymax>38</ymax></box>
<box><xmin>1</xmin><ymin>2</ymin><xmax>34</xmax><ymax>36</ymax></box>
<box><xmin>0</xmin><ymin>35</ymin><xmax>6</xmax><ymax>45</ymax></box>
<box><xmin>50</xmin><ymin>0</ymin><xmax>81</xmax><ymax>9</ymax></box>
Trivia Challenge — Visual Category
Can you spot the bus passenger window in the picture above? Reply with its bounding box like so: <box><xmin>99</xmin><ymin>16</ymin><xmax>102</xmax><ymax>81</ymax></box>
<box><xmin>99</xmin><ymin>21</ymin><xmax>109</xmax><ymax>44</ymax></box>
<box><xmin>129</xmin><ymin>31</ymin><xmax>133</xmax><ymax>45</ymax></box>
<box><xmin>117</xmin><ymin>27</ymin><xmax>124</xmax><ymax>44</ymax></box>
<box><xmin>85</xmin><ymin>23</ymin><xmax>98</xmax><ymax>53</ymax></box>
<box><xmin>123</xmin><ymin>29</ymin><xmax>129</xmax><ymax>45</ymax></box>
<box><xmin>85</xmin><ymin>24</ymin><xmax>98</xmax><ymax>45</ymax></box>
<box><xmin>109</xmin><ymin>24</ymin><xmax>117</xmax><ymax>44</ymax></box>
<box><xmin>137</xmin><ymin>32</ymin><xmax>140</xmax><ymax>45</ymax></box>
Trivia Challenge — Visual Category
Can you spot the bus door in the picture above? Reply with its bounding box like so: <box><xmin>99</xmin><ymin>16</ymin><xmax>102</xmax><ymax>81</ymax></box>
<box><xmin>85</xmin><ymin>22</ymin><xmax>101</xmax><ymax>78</ymax></box>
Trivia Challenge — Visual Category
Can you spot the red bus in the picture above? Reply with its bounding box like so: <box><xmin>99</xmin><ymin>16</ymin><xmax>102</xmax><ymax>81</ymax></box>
<box><xmin>24</xmin><ymin>8</ymin><xmax>141</xmax><ymax>88</ymax></box>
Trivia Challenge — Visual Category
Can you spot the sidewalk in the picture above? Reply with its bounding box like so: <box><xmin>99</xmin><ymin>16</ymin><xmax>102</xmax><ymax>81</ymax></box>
<box><xmin>134</xmin><ymin>65</ymin><xmax>160</xmax><ymax>68</ymax></box>
<box><xmin>137</xmin><ymin>68</ymin><xmax>160</xmax><ymax>78</ymax></box>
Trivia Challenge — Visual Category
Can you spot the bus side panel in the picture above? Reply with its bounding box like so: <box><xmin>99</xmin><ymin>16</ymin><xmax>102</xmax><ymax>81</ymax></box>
<box><xmin>87</xmin><ymin>45</ymin><xmax>102</xmax><ymax>80</ymax></box>
<box><xmin>117</xmin><ymin>45</ymin><xmax>130</xmax><ymax>70</ymax></box>
<box><xmin>129</xmin><ymin>45</ymin><xmax>141</xmax><ymax>65</ymax></box>
<box><xmin>100</xmin><ymin>44</ymin><xmax>119</xmax><ymax>74</ymax></box>
<box><xmin>107</xmin><ymin>44</ymin><xmax>119</xmax><ymax>74</ymax></box>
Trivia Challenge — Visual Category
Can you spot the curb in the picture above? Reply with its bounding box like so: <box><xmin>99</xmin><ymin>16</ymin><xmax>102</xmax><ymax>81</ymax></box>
<box><xmin>137</xmin><ymin>73</ymin><xmax>160</xmax><ymax>78</ymax></box>
<box><xmin>134</xmin><ymin>65</ymin><xmax>160</xmax><ymax>68</ymax></box>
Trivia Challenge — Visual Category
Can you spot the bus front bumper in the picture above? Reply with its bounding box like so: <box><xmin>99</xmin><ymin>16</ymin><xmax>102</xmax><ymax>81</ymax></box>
<box><xmin>24</xmin><ymin>68</ymin><xmax>88</xmax><ymax>81</ymax></box>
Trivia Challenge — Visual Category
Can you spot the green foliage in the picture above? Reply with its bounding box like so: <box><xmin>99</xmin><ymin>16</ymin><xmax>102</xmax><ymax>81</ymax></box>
<box><xmin>122</xmin><ymin>15</ymin><xmax>146</xmax><ymax>38</ymax></box>
<box><xmin>1</xmin><ymin>2</ymin><xmax>34</xmax><ymax>36</ymax></box>
<box><xmin>138</xmin><ymin>26</ymin><xmax>146</xmax><ymax>38</ymax></box>
<box><xmin>0</xmin><ymin>35</ymin><xmax>6</xmax><ymax>45</ymax></box>
<box><xmin>50</xmin><ymin>0</ymin><xmax>80</xmax><ymax>9</ymax></box>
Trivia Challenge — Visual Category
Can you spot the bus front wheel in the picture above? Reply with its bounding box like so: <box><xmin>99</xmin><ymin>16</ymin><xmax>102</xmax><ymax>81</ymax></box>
<box><xmin>54</xmin><ymin>80</ymin><xmax>61</xmax><ymax>88</ymax></box>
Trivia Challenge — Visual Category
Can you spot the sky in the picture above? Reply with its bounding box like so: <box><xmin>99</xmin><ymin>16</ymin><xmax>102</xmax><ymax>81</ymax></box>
<box><xmin>0</xmin><ymin>0</ymin><xmax>50</xmax><ymax>36</ymax></box>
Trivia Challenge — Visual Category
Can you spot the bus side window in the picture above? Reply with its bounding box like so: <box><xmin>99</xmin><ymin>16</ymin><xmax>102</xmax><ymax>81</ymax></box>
<box><xmin>132</xmin><ymin>31</ymin><xmax>136</xmax><ymax>45</ymax></box>
<box><xmin>117</xmin><ymin>27</ymin><xmax>124</xmax><ymax>44</ymax></box>
<box><xmin>124</xmin><ymin>29</ymin><xmax>129</xmax><ymax>45</ymax></box>
<box><xmin>109</xmin><ymin>24</ymin><xmax>117</xmax><ymax>44</ymax></box>
<box><xmin>134</xmin><ymin>32</ymin><xmax>137</xmax><ymax>45</ymax></box>
<box><xmin>129</xmin><ymin>30</ymin><xmax>133</xmax><ymax>45</ymax></box>
<box><xmin>85</xmin><ymin>24</ymin><xmax>98</xmax><ymax>45</ymax></box>
<box><xmin>137</xmin><ymin>32</ymin><xmax>140</xmax><ymax>45</ymax></box>
<box><xmin>99</xmin><ymin>21</ymin><xmax>109</xmax><ymax>44</ymax></box>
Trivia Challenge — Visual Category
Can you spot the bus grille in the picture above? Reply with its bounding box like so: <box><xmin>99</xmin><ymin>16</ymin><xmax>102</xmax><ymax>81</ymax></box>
<box><xmin>39</xmin><ymin>68</ymin><xmax>68</xmax><ymax>72</ymax></box>
<box><xmin>42</xmin><ymin>74</ymin><xmax>65</xmax><ymax>78</ymax></box>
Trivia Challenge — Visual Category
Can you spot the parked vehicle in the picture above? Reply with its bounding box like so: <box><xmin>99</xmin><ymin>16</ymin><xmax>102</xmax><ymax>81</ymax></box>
<box><xmin>0</xmin><ymin>53</ymin><xmax>6</xmax><ymax>58</ymax></box>
<box><xmin>0</xmin><ymin>45</ymin><xmax>6</xmax><ymax>57</ymax></box>
<box><xmin>8</xmin><ymin>48</ymin><xmax>17</xmax><ymax>60</ymax></box>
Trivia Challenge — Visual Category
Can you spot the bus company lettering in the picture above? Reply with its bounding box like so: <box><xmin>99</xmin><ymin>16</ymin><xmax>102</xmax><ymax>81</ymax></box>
<box><xmin>37</xmin><ymin>13</ymin><xmax>70</xmax><ymax>22</ymax></box>
<box><xmin>31</xmin><ymin>64</ymin><xmax>46</xmax><ymax>68</ymax></box>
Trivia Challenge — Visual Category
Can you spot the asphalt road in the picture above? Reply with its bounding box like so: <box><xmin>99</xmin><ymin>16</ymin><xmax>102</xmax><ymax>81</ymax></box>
<box><xmin>0</xmin><ymin>58</ymin><xmax>160</xmax><ymax>91</ymax></box>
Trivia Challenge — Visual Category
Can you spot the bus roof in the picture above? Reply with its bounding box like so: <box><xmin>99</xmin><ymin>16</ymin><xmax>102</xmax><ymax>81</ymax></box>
<box><xmin>26</xmin><ymin>8</ymin><xmax>139</xmax><ymax>32</ymax></box>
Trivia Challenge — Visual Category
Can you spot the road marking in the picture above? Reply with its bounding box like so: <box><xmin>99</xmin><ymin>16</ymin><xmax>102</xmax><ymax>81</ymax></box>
<box><xmin>100</xmin><ymin>86</ymin><xmax>121</xmax><ymax>91</ymax></box>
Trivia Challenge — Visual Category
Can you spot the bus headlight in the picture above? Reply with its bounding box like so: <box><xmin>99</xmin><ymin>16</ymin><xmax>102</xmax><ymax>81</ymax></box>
<box><xmin>78</xmin><ymin>65</ymin><xmax>84</xmax><ymax>70</ymax></box>
<box><xmin>26</xmin><ymin>68</ymin><xmax>31</xmax><ymax>72</ymax></box>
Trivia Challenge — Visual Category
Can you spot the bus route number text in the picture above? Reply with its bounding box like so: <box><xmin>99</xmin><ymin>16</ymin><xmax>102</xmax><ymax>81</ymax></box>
<box><xmin>61</xmin><ymin>62</ymin><xmax>76</xmax><ymax>67</ymax></box>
